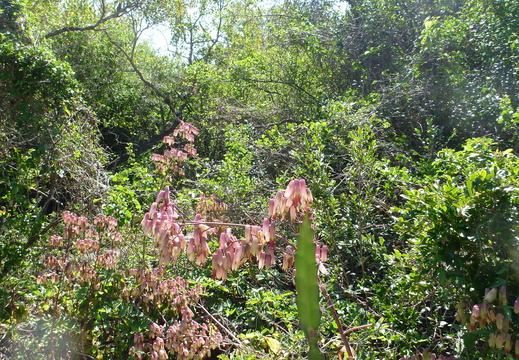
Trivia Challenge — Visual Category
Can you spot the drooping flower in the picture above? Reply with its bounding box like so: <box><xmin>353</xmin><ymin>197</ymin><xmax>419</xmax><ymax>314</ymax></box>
<box><xmin>484</xmin><ymin>287</ymin><xmax>497</xmax><ymax>303</ymax></box>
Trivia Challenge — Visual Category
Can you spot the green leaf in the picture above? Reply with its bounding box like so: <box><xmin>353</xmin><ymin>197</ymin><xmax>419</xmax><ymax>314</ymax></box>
<box><xmin>295</xmin><ymin>215</ymin><xmax>324</xmax><ymax>360</ymax></box>
<box><xmin>263</xmin><ymin>336</ymin><xmax>281</xmax><ymax>354</ymax></box>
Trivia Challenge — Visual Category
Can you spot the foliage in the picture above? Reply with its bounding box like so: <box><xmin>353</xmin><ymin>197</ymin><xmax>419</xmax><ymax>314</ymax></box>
<box><xmin>383</xmin><ymin>138</ymin><xmax>519</xmax><ymax>358</ymax></box>
<box><xmin>4</xmin><ymin>211</ymin><xmax>222</xmax><ymax>360</ymax></box>
<box><xmin>394</xmin><ymin>138</ymin><xmax>519</xmax><ymax>296</ymax></box>
<box><xmin>0</xmin><ymin>30</ymin><xmax>108</xmax><ymax>284</ymax></box>
<box><xmin>4</xmin><ymin>0</ymin><xmax>519</xmax><ymax>359</ymax></box>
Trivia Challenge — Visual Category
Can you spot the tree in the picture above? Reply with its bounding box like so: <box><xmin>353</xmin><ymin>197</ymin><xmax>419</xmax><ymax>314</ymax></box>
<box><xmin>0</xmin><ymin>31</ymin><xmax>107</xmax><ymax>279</ymax></box>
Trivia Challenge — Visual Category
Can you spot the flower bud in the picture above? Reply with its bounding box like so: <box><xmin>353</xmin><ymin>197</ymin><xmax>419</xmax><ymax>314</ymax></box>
<box><xmin>505</xmin><ymin>333</ymin><xmax>512</xmax><ymax>354</ymax></box>
<box><xmin>496</xmin><ymin>313</ymin><xmax>504</xmax><ymax>330</ymax></box>
<box><xmin>268</xmin><ymin>199</ymin><xmax>275</xmax><ymax>218</ymax></box>
<box><xmin>232</xmin><ymin>246</ymin><xmax>243</xmax><ymax>271</ymax></box>
<box><xmin>480</xmin><ymin>302</ymin><xmax>488</xmax><ymax>327</ymax></box>
<box><xmin>499</xmin><ymin>285</ymin><xmax>508</xmax><ymax>306</ymax></box>
<box><xmin>496</xmin><ymin>332</ymin><xmax>505</xmax><ymax>351</ymax></box>
<box><xmin>484</xmin><ymin>288</ymin><xmax>497</xmax><ymax>303</ymax></box>
<box><xmin>282</xmin><ymin>252</ymin><xmax>295</xmax><ymax>271</ymax></box>
<box><xmin>487</xmin><ymin>306</ymin><xmax>496</xmax><ymax>323</ymax></box>
<box><xmin>224</xmin><ymin>250</ymin><xmax>232</xmax><ymax>270</ymax></box>
<box><xmin>214</xmin><ymin>249</ymin><xmax>224</xmax><ymax>267</ymax></box>
<box><xmin>289</xmin><ymin>205</ymin><xmax>297</xmax><ymax>223</ymax></box>
<box><xmin>269</xmin><ymin>222</ymin><xmax>276</xmax><ymax>246</ymax></box>
<box><xmin>258</xmin><ymin>252</ymin><xmax>266</xmax><ymax>270</ymax></box>
<box><xmin>187</xmin><ymin>238</ymin><xmax>196</xmax><ymax>261</ymax></box>
<box><xmin>489</xmin><ymin>332</ymin><xmax>496</xmax><ymax>348</ymax></box>
<box><xmin>318</xmin><ymin>262</ymin><xmax>328</xmax><ymax>275</ymax></box>
<box><xmin>241</xmin><ymin>241</ymin><xmax>251</xmax><ymax>259</ymax></box>
<box><xmin>244</xmin><ymin>225</ymin><xmax>252</xmax><ymax>242</ymax></box>
<box><xmin>320</xmin><ymin>245</ymin><xmax>328</xmax><ymax>262</ymax></box>
<box><xmin>262</xmin><ymin>218</ymin><xmax>271</xmax><ymax>243</ymax></box>
<box><xmin>264</xmin><ymin>253</ymin><xmax>273</xmax><ymax>269</ymax></box>
<box><xmin>251</xmin><ymin>238</ymin><xmax>261</xmax><ymax>257</ymax></box>
<box><xmin>470</xmin><ymin>305</ymin><xmax>480</xmax><ymax>331</ymax></box>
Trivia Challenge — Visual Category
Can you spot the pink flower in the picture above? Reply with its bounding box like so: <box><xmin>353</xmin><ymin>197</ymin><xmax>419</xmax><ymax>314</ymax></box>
<box><xmin>49</xmin><ymin>235</ymin><xmax>63</xmax><ymax>248</ymax></box>
<box><xmin>163</xmin><ymin>136</ymin><xmax>175</xmax><ymax>145</ymax></box>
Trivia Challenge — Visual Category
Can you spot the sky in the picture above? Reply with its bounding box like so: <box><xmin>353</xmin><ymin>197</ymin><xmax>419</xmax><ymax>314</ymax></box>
<box><xmin>140</xmin><ymin>0</ymin><xmax>350</xmax><ymax>56</ymax></box>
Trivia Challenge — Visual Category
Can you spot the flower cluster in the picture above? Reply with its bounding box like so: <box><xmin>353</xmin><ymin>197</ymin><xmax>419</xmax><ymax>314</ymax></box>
<box><xmin>93</xmin><ymin>214</ymin><xmax>118</xmax><ymax>230</ymax></box>
<box><xmin>457</xmin><ymin>285</ymin><xmax>519</xmax><ymax>356</ymax></box>
<box><xmin>196</xmin><ymin>194</ymin><xmax>229</xmax><ymax>228</ymax></box>
<box><xmin>38</xmin><ymin>258</ymin><xmax>97</xmax><ymax>286</ymax></box>
<box><xmin>98</xmin><ymin>250</ymin><xmax>117</xmax><ymax>269</ymax></box>
<box><xmin>131</xmin><ymin>312</ymin><xmax>222</xmax><ymax>360</ymax></box>
<box><xmin>43</xmin><ymin>210</ymin><xmax>225</xmax><ymax>360</ymax></box>
<box><xmin>49</xmin><ymin>234</ymin><xmax>63</xmax><ymax>248</ymax></box>
<box><xmin>152</xmin><ymin>121</ymin><xmax>198</xmax><ymax>176</ymax></box>
<box><xmin>75</xmin><ymin>238</ymin><xmax>100</xmax><ymax>253</ymax></box>
<box><xmin>39</xmin><ymin>212</ymin><xmax>122</xmax><ymax>287</ymax></box>
<box><xmin>204</xmin><ymin>180</ymin><xmax>316</xmax><ymax>279</ymax></box>
<box><xmin>211</xmin><ymin>228</ymin><xmax>247</xmax><ymax>280</ymax></box>
<box><xmin>174</xmin><ymin>121</ymin><xmax>199</xmax><ymax>142</ymax></box>
<box><xmin>142</xmin><ymin>179</ymin><xmax>320</xmax><ymax>282</ymax></box>
<box><xmin>315</xmin><ymin>243</ymin><xmax>328</xmax><ymax>274</ymax></box>
<box><xmin>187</xmin><ymin>214</ymin><xmax>213</xmax><ymax>266</ymax></box>
<box><xmin>62</xmin><ymin>210</ymin><xmax>88</xmax><ymax>238</ymax></box>
<box><xmin>141</xmin><ymin>187</ymin><xmax>187</xmax><ymax>265</ymax></box>
<box><xmin>127</xmin><ymin>269</ymin><xmax>223</xmax><ymax>360</ymax></box>
<box><xmin>124</xmin><ymin>268</ymin><xmax>204</xmax><ymax>312</ymax></box>
<box><xmin>269</xmin><ymin>179</ymin><xmax>313</xmax><ymax>223</ymax></box>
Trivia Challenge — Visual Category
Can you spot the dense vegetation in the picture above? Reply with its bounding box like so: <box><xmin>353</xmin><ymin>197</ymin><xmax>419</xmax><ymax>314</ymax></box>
<box><xmin>1</xmin><ymin>0</ymin><xmax>519</xmax><ymax>359</ymax></box>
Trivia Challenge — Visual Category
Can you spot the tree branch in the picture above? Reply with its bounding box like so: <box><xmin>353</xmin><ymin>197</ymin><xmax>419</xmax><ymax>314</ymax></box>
<box><xmin>107</xmin><ymin>31</ymin><xmax>178</xmax><ymax>113</ymax></box>
<box><xmin>44</xmin><ymin>1</ymin><xmax>141</xmax><ymax>38</ymax></box>
<box><xmin>105</xmin><ymin>119</ymin><xmax>180</xmax><ymax>171</ymax></box>
<box><xmin>103</xmin><ymin>31</ymin><xmax>187</xmax><ymax>171</ymax></box>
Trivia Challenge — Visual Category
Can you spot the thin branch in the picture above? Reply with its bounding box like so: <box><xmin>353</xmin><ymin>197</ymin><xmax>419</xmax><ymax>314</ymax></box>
<box><xmin>106</xmin><ymin>31</ymin><xmax>177</xmax><ymax>114</ymax></box>
<box><xmin>197</xmin><ymin>303</ymin><xmax>242</xmax><ymax>345</ymax></box>
<box><xmin>343</xmin><ymin>323</ymin><xmax>374</xmax><ymax>335</ymax></box>
<box><xmin>243</xmin><ymin>77</ymin><xmax>319</xmax><ymax>102</ymax></box>
<box><xmin>319</xmin><ymin>277</ymin><xmax>356</xmax><ymax>359</ymax></box>
<box><xmin>129</xmin><ymin>14</ymin><xmax>150</xmax><ymax>58</ymax></box>
<box><xmin>45</xmin><ymin>1</ymin><xmax>141</xmax><ymax>39</ymax></box>
<box><xmin>203</xmin><ymin>0</ymin><xmax>225</xmax><ymax>61</ymax></box>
